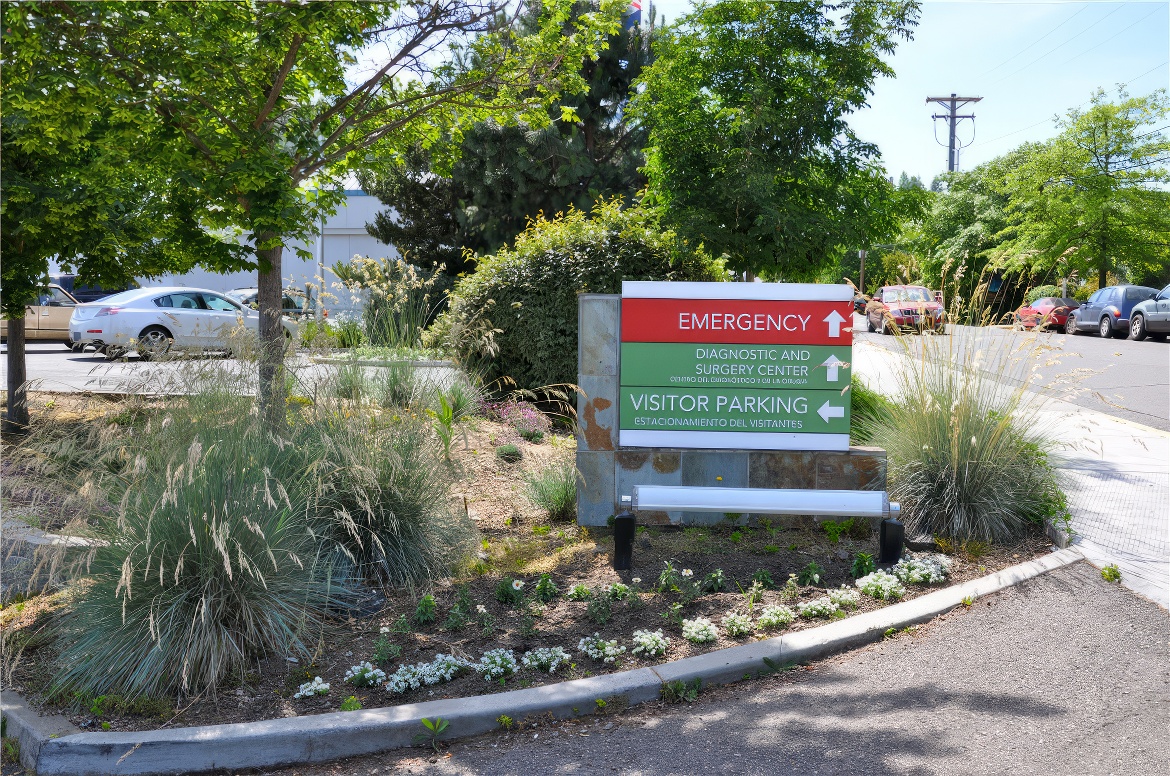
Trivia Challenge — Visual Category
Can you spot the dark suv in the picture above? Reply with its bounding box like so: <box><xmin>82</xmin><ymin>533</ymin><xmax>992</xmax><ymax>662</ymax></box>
<box><xmin>1066</xmin><ymin>285</ymin><xmax>1159</xmax><ymax>338</ymax></box>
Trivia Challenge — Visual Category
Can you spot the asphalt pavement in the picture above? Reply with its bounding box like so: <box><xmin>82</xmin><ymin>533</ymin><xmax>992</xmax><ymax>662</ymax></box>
<box><xmin>853</xmin><ymin>316</ymin><xmax>1170</xmax><ymax>432</ymax></box>
<box><xmin>250</xmin><ymin>562</ymin><xmax>1170</xmax><ymax>776</ymax></box>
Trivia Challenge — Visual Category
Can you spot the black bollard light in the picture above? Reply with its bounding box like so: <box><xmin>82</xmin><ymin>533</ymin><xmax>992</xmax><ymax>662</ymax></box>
<box><xmin>879</xmin><ymin>516</ymin><xmax>904</xmax><ymax>565</ymax></box>
<box><xmin>613</xmin><ymin>510</ymin><xmax>636</xmax><ymax>570</ymax></box>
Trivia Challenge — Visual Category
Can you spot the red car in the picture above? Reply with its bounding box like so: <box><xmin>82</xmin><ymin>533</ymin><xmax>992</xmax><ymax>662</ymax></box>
<box><xmin>865</xmin><ymin>285</ymin><xmax>946</xmax><ymax>334</ymax></box>
<box><xmin>1013</xmin><ymin>297</ymin><xmax>1080</xmax><ymax>331</ymax></box>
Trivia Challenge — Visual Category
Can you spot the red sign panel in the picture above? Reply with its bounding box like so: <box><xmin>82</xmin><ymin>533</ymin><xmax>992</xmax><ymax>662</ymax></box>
<box><xmin>621</xmin><ymin>298</ymin><xmax>853</xmax><ymax>346</ymax></box>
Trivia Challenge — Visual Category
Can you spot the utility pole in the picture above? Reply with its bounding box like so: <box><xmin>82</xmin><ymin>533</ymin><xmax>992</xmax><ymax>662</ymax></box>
<box><xmin>858</xmin><ymin>249</ymin><xmax>867</xmax><ymax>296</ymax></box>
<box><xmin>926</xmin><ymin>93</ymin><xmax>982</xmax><ymax>172</ymax></box>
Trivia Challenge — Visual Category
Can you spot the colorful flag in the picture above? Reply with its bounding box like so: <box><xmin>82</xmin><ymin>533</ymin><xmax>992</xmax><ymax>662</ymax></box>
<box><xmin>623</xmin><ymin>0</ymin><xmax>642</xmax><ymax>31</ymax></box>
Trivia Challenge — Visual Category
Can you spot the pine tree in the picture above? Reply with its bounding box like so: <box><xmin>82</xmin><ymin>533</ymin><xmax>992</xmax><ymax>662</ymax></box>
<box><xmin>363</xmin><ymin>1</ymin><xmax>656</xmax><ymax>268</ymax></box>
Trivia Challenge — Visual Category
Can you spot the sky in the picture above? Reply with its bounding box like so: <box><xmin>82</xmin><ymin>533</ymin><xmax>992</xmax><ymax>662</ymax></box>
<box><xmin>649</xmin><ymin>0</ymin><xmax>1170</xmax><ymax>183</ymax></box>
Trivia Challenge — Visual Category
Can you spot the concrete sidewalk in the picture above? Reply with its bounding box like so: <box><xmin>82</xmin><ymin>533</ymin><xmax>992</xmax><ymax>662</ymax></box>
<box><xmin>851</xmin><ymin>338</ymin><xmax>1170</xmax><ymax>609</ymax></box>
<box><xmin>263</xmin><ymin>562</ymin><xmax>1170</xmax><ymax>775</ymax></box>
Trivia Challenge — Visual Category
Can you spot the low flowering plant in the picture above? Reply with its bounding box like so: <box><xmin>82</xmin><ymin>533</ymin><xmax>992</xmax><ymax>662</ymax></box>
<box><xmin>566</xmin><ymin>583</ymin><xmax>593</xmax><ymax>601</ymax></box>
<box><xmin>475</xmin><ymin>648</ymin><xmax>519</xmax><ymax>681</ymax></box>
<box><xmin>386</xmin><ymin>654</ymin><xmax>471</xmax><ymax>694</ymax></box>
<box><xmin>797</xmin><ymin>596</ymin><xmax>839</xmax><ymax>619</ymax></box>
<box><xmin>856</xmin><ymin>570</ymin><xmax>906</xmax><ymax>601</ymax></box>
<box><xmin>631</xmin><ymin>629</ymin><xmax>670</xmax><ymax>657</ymax></box>
<box><xmin>722</xmin><ymin>612</ymin><xmax>753</xmax><ymax>638</ymax></box>
<box><xmin>605</xmin><ymin>582</ymin><xmax>634</xmax><ymax>601</ymax></box>
<box><xmin>757</xmin><ymin>604</ymin><xmax>796</xmax><ymax>629</ymax></box>
<box><xmin>344</xmin><ymin>661</ymin><xmax>387</xmax><ymax>688</ymax></box>
<box><xmin>578</xmin><ymin>633</ymin><xmax>626</xmax><ymax>663</ymax></box>
<box><xmin>892</xmin><ymin>553</ymin><xmax>951</xmax><ymax>585</ymax></box>
<box><xmin>828</xmin><ymin>586</ymin><xmax>861</xmax><ymax>610</ymax></box>
<box><xmin>293</xmin><ymin>676</ymin><xmax>331</xmax><ymax>699</ymax></box>
<box><xmin>486</xmin><ymin>399</ymin><xmax>552</xmax><ymax>441</ymax></box>
<box><xmin>682</xmin><ymin>617</ymin><xmax>718</xmax><ymax>643</ymax></box>
<box><xmin>521</xmin><ymin>646</ymin><xmax>571</xmax><ymax>673</ymax></box>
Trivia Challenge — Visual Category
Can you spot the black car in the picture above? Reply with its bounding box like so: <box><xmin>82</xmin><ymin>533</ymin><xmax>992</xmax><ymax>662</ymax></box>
<box><xmin>50</xmin><ymin>274</ymin><xmax>139</xmax><ymax>304</ymax></box>
<box><xmin>1065</xmin><ymin>285</ymin><xmax>1159</xmax><ymax>338</ymax></box>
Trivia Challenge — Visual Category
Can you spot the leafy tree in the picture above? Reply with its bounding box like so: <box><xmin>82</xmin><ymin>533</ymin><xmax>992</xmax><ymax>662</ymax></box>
<box><xmin>996</xmin><ymin>90</ymin><xmax>1170</xmax><ymax>288</ymax></box>
<box><xmin>362</xmin><ymin>1</ymin><xmax>654</xmax><ymax>266</ymax></box>
<box><xmin>631</xmin><ymin>0</ymin><xmax>919</xmax><ymax>279</ymax></box>
<box><xmin>29</xmin><ymin>1</ymin><xmax>622</xmax><ymax>416</ymax></box>
<box><xmin>1</xmin><ymin>6</ymin><xmax>246</xmax><ymax>432</ymax></box>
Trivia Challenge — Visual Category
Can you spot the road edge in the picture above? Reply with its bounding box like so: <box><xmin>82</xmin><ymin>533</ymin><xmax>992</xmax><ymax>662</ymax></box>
<box><xmin>2</xmin><ymin>548</ymin><xmax>1082</xmax><ymax>776</ymax></box>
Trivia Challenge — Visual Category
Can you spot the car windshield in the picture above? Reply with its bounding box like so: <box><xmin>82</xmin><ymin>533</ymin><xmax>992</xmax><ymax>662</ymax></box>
<box><xmin>882</xmin><ymin>288</ymin><xmax>932</xmax><ymax>303</ymax></box>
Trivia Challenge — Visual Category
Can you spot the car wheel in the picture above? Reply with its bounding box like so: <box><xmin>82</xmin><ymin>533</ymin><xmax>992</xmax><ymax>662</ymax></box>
<box><xmin>1129</xmin><ymin>314</ymin><xmax>1148</xmax><ymax>341</ymax></box>
<box><xmin>104</xmin><ymin>346</ymin><xmax>127</xmax><ymax>361</ymax></box>
<box><xmin>1099</xmin><ymin>317</ymin><xmax>1117</xmax><ymax>339</ymax></box>
<box><xmin>137</xmin><ymin>325</ymin><xmax>174</xmax><ymax>361</ymax></box>
<box><xmin>866</xmin><ymin>315</ymin><xmax>876</xmax><ymax>333</ymax></box>
<box><xmin>881</xmin><ymin>318</ymin><xmax>892</xmax><ymax>335</ymax></box>
<box><xmin>1065</xmin><ymin>315</ymin><xmax>1079</xmax><ymax>335</ymax></box>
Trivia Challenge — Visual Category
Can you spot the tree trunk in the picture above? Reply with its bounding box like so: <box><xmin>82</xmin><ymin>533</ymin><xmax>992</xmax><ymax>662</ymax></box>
<box><xmin>256</xmin><ymin>239</ymin><xmax>287</xmax><ymax>424</ymax></box>
<box><xmin>4</xmin><ymin>315</ymin><xmax>30</xmax><ymax>433</ymax></box>
<box><xmin>1098</xmin><ymin>263</ymin><xmax>1107</xmax><ymax>290</ymax></box>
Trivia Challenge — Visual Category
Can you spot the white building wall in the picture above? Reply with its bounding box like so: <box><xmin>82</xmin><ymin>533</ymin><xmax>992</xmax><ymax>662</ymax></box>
<box><xmin>52</xmin><ymin>191</ymin><xmax>394</xmax><ymax>316</ymax></box>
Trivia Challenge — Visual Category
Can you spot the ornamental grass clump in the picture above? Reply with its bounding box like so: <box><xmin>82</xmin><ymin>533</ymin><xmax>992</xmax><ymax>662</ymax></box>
<box><xmin>757</xmin><ymin>604</ymin><xmax>796</xmax><ymax>629</ymax></box>
<box><xmin>521</xmin><ymin>646</ymin><xmax>571</xmax><ymax>673</ymax></box>
<box><xmin>864</xmin><ymin>323</ymin><xmax>1067</xmax><ymax>543</ymax></box>
<box><xmin>523</xmin><ymin>460</ymin><xmax>578</xmax><ymax>521</ymax></box>
<box><xmin>856</xmin><ymin>571</ymin><xmax>906</xmax><ymax>601</ymax></box>
<box><xmin>631</xmin><ymin>629</ymin><xmax>670</xmax><ymax>657</ymax></box>
<box><xmin>38</xmin><ymin>359</ymin><xmax>476</xmax><ymax>702</ymax></box>
<box><xmin>48</xmin><ymin>432</ymin><xmax>339</xmax><ymax>701</ymax></box>
<box><xmin>681</xmin><ymin>617</ymin><xmax>718</xmax><ymax>643</ymax></box>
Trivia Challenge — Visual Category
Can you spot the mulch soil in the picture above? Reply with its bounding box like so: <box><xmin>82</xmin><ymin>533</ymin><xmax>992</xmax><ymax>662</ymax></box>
<box><xmin>0</xmin><ymin>392</ymin><xmax>1052</xmax><ymax>734</ymax></box>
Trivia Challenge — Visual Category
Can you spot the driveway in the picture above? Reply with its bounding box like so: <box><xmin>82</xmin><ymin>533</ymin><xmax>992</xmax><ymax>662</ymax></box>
<box><xmin>261</xmin><ymin>562</ymin><xmax>1167</xmax><ymax>776</ymax></box>
<box><xmin>854</xmin><ymin>315</ymin><xmax>1170</xmax><ymax>431</ymax></box>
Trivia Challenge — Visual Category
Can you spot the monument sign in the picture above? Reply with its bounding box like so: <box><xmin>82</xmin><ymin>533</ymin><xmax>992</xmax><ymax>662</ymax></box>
<box><xmin>619</xmin><ymin>281</ymin><xmax>853</xmax><ymax>451</ymax></box>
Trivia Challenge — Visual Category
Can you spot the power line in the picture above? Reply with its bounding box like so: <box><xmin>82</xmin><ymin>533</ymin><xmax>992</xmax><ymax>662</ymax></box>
<box><xmin>978</xmin><ymin>61</ymin><xmax>1169</xmax><ymax>148</ymax></box>
<box><xmin>978</xmin><ymin>4</ymin><xmax>1090</xmax><ymax>78</ymax></box>
<box><xmin>988</xmin><ymin>3</ymin><xmax>1126</xmax><ymax>86</ymax></box>
<box><xmin>1050</xmin><ymin>4</ymin><xmax>1166</xmax><ymax>69</ymax></box>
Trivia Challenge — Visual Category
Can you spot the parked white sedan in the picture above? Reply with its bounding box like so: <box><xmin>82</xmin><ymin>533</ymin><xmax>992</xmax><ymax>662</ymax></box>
<box><xmin>69</xmin><ymin>287</ymin><xmax>297</xmax><ymax>360</ymax></box>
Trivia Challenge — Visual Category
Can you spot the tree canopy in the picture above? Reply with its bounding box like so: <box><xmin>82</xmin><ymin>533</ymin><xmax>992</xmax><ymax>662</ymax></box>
<box><xmin>20</xmin><ymin>0</ymin><xmax>623</xmax><ymax>412</ymax></box>
<box><xmin>361</xmin><ymin>1</ymin><xmax>654</xmax><ymax>269</ymax></box>
<box><xmin>994</xmin><ymin>89</ymin><xmax>1170</xmax><ymax>288</ymax></box>
<box><xmin>631</xmin><ymin>0</ymin><xmax>919</xmax><ymax>279</ymax></box>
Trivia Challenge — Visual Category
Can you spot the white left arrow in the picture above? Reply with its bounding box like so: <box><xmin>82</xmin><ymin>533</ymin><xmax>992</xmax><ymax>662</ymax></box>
<box><xmin>821</xmin><ymin>355</ymin><xmax>844</xmax><ymax>382</ymax></box>
<box><xmin>823</xmin><ymin>309</ymin><xmax>846</xmax><ymax>338</ymax></box>
<box><xmin>817</xmin><ymin>400</ymin><xmax>845</xmax><ymax>423</ymax></box>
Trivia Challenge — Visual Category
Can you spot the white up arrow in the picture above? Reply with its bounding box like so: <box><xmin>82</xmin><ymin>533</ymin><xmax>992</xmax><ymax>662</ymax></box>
<box><xmin>817</xmin><ymin>400</ymin><xmax>845</xmax><ymax>423</ymax></box>
<box><xmin>821</xmin><ymin>355</ymin><xmax>844</xmax><ymax>382</ymax></box>
<box><xmin>823</xmin><ymin>309</ymin><xmax>846</xmax><ymax>338</ymax></box>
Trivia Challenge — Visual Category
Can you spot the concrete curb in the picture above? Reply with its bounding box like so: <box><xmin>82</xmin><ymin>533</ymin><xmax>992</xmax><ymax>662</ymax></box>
<box><xmin>2</xmin><ymin>548</ymin><xmax>1082</xmax><ymax>776</ymax></box>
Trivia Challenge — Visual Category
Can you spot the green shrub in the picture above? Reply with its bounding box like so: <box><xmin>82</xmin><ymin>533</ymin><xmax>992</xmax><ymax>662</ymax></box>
<box><xmin>431</xmin><ymin>200</ymin><xmax>725</xmax><ymax>388</ymax></box>
<box><xmin>523</xmin><ymin>460</ymin><xmax>577</xmax><ymax>521</ymax></box>
<box><xmin>334</xmin><ymin>317</ymin><xmax>365</xmax><ymax>349</ymax></box>
<box><xmin>849</xmin><ymin>375</ymin><xmax>894</xmax><ymax>445</ymax></box>
<box><xmin>870</xmin><ymin>328</ymin><xmax>1066</xmax><ymax>542</ymax></box>
<box><xmin>496</xmin><ymin>444</ymin><xmax>522</xmax><ymax>463</ymax></box>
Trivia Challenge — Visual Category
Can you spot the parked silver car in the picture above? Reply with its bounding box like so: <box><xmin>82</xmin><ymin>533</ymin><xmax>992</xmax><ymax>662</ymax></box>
<box><xmin>1129</xmin><ymin>283</ymin><xmax>1170</xmax><ymax>341</ymax></box>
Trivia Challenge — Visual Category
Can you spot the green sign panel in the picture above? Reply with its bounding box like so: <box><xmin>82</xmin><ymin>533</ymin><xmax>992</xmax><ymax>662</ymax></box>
<box><xmin>619</xmin><ymin>387</ymin><xmax>850</xmax><ymax>435</ymax></box>
<box><xmin>620</xmin><ymin>343</ymin><xmax>852</xmax><ymax>390</ymax></box>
